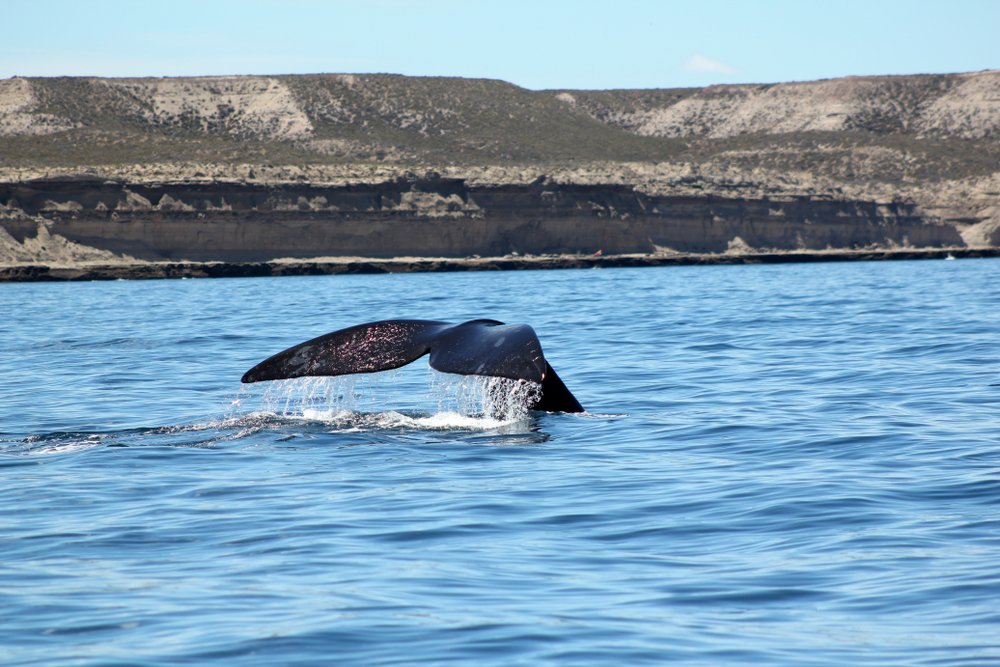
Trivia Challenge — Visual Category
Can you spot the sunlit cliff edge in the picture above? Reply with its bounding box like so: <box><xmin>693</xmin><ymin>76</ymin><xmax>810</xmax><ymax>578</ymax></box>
<box><xmin>1</xmin><ymin>71</ymin><xmax>998</xmax><ymax>267</ymax></box>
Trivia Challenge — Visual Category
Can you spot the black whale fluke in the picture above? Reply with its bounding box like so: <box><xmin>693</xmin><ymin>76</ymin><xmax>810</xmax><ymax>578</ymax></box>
<box><xmin>241</xmin><ymin>319</ymin><xmax>584</xmax><ymax>413</ymax></box>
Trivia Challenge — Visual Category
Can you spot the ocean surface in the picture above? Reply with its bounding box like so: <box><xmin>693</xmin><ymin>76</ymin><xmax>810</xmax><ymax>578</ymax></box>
<box><xmin>2</xmin><ymin>259</ymin><xmax>999</xmax><ymax>666</ymax></box>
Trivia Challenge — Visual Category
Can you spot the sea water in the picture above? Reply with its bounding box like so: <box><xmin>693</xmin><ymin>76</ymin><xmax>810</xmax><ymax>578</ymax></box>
<box><xmin>1</xmin><ymin>259</ymin><xmax>998</xmax><ymax>666</ymax></box>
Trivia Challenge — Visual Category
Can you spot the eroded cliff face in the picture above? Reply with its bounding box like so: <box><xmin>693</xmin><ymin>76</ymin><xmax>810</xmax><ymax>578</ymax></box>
<box><xmin>0</xmin><ymin>71</ymin><xmax>997</xmax><ymax>264</ymax></box>
<box><xmin>0</xmin><ymin>174</ymin><xmax>971</xmax><ymax>263</ymax></box>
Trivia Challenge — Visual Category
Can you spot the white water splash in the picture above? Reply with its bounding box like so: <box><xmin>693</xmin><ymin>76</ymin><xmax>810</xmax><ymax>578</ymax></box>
<box><xmin>430</xmin><ymin>373</ymin><xmax>540</xmax><ymax>422</ymax></box>
<box><xmin>240</xmin><ymin>370</ymin><xmax>541</xmax><ymax>431</ymax></box>
<box><xmin>260</xmin><ymin>375</ymin><xmax>362</xmax><ymax>416</ymax></box>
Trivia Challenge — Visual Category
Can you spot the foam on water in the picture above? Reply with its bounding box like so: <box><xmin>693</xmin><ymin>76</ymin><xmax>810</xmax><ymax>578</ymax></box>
<box><xmin>298</xmin><ymin>408</ymin><xmax>520</xmax><ymax>431</ymax></box>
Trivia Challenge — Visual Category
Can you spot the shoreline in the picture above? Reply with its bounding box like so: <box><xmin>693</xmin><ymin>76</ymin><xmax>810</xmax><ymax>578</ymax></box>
<box><xmin>2</xmin><ymin>247</ymin><xmax>998</xmax><ymax>283</ymax></box>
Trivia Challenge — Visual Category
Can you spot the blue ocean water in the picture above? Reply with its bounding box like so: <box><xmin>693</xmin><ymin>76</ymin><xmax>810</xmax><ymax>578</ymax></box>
<box><xmin>1</xmin><ymin>259</ymin><xmax>999</xmax><ymax>666</ymax></box>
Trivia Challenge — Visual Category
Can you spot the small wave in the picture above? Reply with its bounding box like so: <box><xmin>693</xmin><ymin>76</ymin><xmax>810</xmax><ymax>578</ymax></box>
<box><xmin>685</xmin><ymin>342</ymin><xmax>741</xmax><ymax>352</ymax></box>
<box><xmin>2</xmin><ymin>432</ymin><xmax>106</xmax><ymax>457</ymax></box>
<box><xmin>576</xmin><ymin>411</ymin><xmax>628</xmax><ymax>420</ymax></box>
<box><xmin>0</xmin><ymin>414</ymin><xmax>281</xmax><ymax>457</ymax></box>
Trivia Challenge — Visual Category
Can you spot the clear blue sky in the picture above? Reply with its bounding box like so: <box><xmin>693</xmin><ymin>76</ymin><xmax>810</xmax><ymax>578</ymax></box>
<box><xmin>3</xmin><ymin>0</ymin><xmax>997</xmax><ymax>89</ymax></box>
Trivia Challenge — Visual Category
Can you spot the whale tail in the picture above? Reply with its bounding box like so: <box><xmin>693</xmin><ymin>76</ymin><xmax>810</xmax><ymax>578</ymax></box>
<box><xmin>535</xmin><ymin>363</ymin><xmax>584</xmax><ymax>413</ymax></box>
<box><xmin>241</xmin><ymin>319</ymin><xmax>583</xmax><ymax>413</ymax></box>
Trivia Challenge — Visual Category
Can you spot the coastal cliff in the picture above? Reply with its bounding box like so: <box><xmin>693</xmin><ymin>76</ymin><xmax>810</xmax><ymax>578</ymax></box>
<box><xmin>1</xmin><ymin>71</ymin><xmax>997</xmax><ymax>268</ymax></box>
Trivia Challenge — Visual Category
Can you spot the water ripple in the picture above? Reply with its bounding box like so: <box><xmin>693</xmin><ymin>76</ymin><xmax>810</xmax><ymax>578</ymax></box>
<box><xmin>2</xmin><ymin>260</ymin><xmax>999</xmax><ymax>665</ymax></box>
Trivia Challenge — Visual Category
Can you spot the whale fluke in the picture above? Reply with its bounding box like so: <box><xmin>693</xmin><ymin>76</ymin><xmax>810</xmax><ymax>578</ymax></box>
<box><xmin>241</xmin><ymin>319</ymin><xmax>583</xmax><ymax>413</ymax></box>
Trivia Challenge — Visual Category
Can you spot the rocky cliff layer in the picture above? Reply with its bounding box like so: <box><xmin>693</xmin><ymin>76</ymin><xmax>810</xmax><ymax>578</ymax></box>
<box><xmin>0</xmin><ymin>173</ymin><xmax>979</xmax><ymax>263</ymax></box>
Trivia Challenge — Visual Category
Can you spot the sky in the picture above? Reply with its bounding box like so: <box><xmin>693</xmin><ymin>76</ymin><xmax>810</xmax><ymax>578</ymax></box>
<box><xmin>3</xmin><ymin>0</ymin><xmax>998</xmax><ymax>90</ymax></box>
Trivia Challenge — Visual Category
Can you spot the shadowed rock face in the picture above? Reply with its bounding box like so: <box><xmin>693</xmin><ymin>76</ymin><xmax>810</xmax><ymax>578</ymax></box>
<box><xmin>0</xmin><ymin>175</ymin><xmax>966</xmax><ymax>261</ymax></box>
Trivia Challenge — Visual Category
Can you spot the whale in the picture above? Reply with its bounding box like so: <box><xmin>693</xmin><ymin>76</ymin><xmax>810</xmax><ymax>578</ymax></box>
<box><xmin>241</xmin><ymin>319</ymin><xmax>584</xmax><ymax>413</ymax></box>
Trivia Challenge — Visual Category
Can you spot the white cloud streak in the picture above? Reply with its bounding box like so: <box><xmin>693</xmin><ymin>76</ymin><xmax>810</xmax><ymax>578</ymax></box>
<box><xmin>683</xmin><ymin>54</ymin><xmax>736</xmax><ymax>74</ymax></box>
